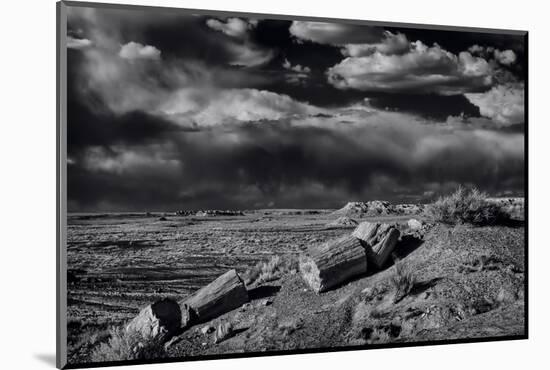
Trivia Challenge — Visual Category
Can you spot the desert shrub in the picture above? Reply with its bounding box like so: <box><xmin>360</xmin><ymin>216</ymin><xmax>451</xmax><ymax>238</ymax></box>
<box><xmin>277</xmin><ymin>318</ymin><xmax>304</xmax><ymax>335</ymax></box>
<box><xmin>244</xmin><ymin>254</ymin><xmax>298</xmax><ymax>286</ymax></box>
<box><xmin>356</xmin><ymin>326</ymin><xmax>393</xmax><ymax>344</ymax></box>
<box><xmin>390</xmin><ymin>261</ymin><xmax>416</xmax><ymax>303</ymax></box>
<box><xmin>369</xmin><ymin>327</ymin><xmax>393</xmax><ymax>344</ymax></box>
<box><xmin>90</xmin><ymin>327</ymin><xmax>166</xmax><ymax>363</ymax></box>
<box><xmin>426</xmin><ymin>186</ymin><xmax>506</xmax><ymax>226</ymax></box>
<box><xmin>70</xmin><ymin>327</ymin><xmax>111</xmax><ymax>352</ymax></box>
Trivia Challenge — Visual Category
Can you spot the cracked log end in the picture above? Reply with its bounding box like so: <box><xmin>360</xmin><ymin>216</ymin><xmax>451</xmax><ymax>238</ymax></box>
<box><xmin>300</xmin><ymin>235</ymin><xmax>368</xmax><ymax>293</ymax></box>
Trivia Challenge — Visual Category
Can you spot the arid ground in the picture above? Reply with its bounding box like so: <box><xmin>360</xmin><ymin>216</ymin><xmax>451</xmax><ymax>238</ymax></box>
<box><xmin>66</xmin><ymin>203</ymin><xmax>525</xmax><ymax>364</ymax></box>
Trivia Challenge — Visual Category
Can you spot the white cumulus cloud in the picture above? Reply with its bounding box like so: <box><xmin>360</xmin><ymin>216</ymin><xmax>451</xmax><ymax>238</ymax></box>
<box><xmin>158</xmin><ymin>88</ymin><xmax>326</xmax><ymax>126</ymax></box>
<box><xmin>342</xmin><ymin>31</ymin><xmax>410</xmax><ymax>57</ymax></box>
<box><xmin>206</xmin><ymin>18</ymin><xmax>258</xmax><ymax>39</ymax></box>
<box><xmin>468</xmin><ymin>45</ymin><xmax>517</xmax><ymax>66</ymax></box>
<box><xmin>119</xmin><ymin>41</ymin><xmax>161</xmax><ymax>60</ymax></box>
<box><xmin>465</xmin><ymin>83</ymin><xmax>524</xmax><ymax>125</ymax></box>
<box><xmin>67</xmin><ymin>36</ymin><xmax>93</xmax><ymax>49</ymax></box>
<box><xmin>289</xmin><ymin>21</ymin><xmax>383</xmax><ymax>45</ymax></box>
<box><xmin>327</xmin><ymin>41</ymin><xmax>493</xmax><ymax>94</ymax></box>
<box><xmin>494</xmin><ymin>49</ymin><xmax>517</xmax><ymax>65</ymax></box>
<box><xmin>226</xmin><ymin>43</ymin><xmax>274</xmax><ymax>67</ymax></box>
<box><xmin>206</xmin><ymin>17</ymin><xmax>273</xmax><ymax>67</ymax></box>
<box><xmin>282</xmin><ymin>59</ymin><xmax>312</xmax><ymax>85</ymax></box>
<box><xmin>283</xmin><ymin>58</ymin><xmax>311</xmax><ymax>73</ymax></box>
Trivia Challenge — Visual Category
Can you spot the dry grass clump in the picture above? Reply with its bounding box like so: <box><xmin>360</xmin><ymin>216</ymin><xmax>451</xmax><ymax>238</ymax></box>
<box><xmin>277</xmin><ymin>317</ymin><xmax>304</xmax><ymax>335</ymax></box>
<box><xmin>390</xmin><ymin>261</ymin><xmax>416</xmax><ymax>303</ymax></box>
<box><xmin>367</xmin><ymin>327</ymin><xmax>393</xmax><ymax>344</ymax></box>
<box><xmin>426</xmin><ymin>186</ymin><xmax>506</xmax><ymax>226</ymax></box>
<box><xmin>244</xmin><ymin>255</ymin><xmax>299</xmax><ymax>286</ymax></box>
<box><xmin>90</xmin><ymin>327</ymin><xmax>166</xmax><ymax>363</ymax></box>
<box><xmin>354</xmin><ymin>325</ymin><xmax>395</xmax><ymax>345</ymax></box>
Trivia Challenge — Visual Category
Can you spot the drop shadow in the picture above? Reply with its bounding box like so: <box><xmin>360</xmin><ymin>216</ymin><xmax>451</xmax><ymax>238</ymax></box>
<box><xmin>228</xmin><ymin>327</ymin><xmax>248</xmax><ymax>338</ymax></box>
<box><xmin>410</xmin><ymin>277</ymin><xmax>442</xmax><ymax>296</ymax></box>
<box><xmin>214</xmin><ymin>327</ymin><xmax>250</xmax><ymax>344</ymax></box>
<box><xmin>357</xmin><ymin>235</ymin><xmax>425</xmax><ymax>273</ymax></box>
<box><xmin>248</xmin><ymin>285</ymin><xmax>281</xmax><ymax>300</ymax></box>
<box><xmin>33</xmin><ymin>353</ymin><xmax>56</xmax><ymax>367</ymax></box>
<box><xmin>498</xmin><ymin>219</ymin><xmax>525</xmax><ymax>228</ymax></box>
<box><xmin>392</xmin><ymin>235</ymin><xmax>425</xmax><ymax>261</ymax></box>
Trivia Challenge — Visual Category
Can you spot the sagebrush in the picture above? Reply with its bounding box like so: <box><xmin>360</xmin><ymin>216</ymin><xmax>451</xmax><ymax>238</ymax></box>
<box><xmin>244</xmin><ymin>254</ymin><xmax>298</xmax><ymax>286</ymax></box>
<box><xmin>390</xmin><ymin>261</ymin><xmax>416</xmax><ymax>303</ymax></box>
<box><xmin>90</xmin><ymin>327</ymin><xmax>166</xmax><ymax>362</ymax></box>
<box><xmin>426</xmin><ymin>186</ymin><xmax>507</xmax><ymax>226</ymax></box>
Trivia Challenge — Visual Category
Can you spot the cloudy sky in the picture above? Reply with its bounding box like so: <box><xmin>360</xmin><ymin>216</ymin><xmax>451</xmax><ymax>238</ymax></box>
<box><xmin>66</xmin><ymin>5</ymin><xmax>526</xmax><ymax>212</ymax></box>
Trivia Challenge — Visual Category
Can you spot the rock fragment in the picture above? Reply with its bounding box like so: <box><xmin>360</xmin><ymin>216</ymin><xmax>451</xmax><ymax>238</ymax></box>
<box><xmin>126</xmin><ymin>298</ymin><xmax>181</xmax><ymax>341</ymax></box>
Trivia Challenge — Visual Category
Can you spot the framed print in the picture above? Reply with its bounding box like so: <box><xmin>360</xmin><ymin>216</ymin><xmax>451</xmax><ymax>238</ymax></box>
<box><xmin>57</xmin><ymin>1</ymin><xmax>527</xmax><ymax>368</ymax></box>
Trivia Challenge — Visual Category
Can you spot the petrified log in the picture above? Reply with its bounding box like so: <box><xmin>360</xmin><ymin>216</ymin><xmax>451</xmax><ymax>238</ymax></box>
<box><xmin>352</xmin><ymin>222</ymin><xmax>400</xmax><ymax>268</ymax></box>
<box><xmin>182</xmin><ymin>269</ymin><xmax>249</xmax><ymax>323</ymax></box>
<box><xmin>300</xmin><ymin>234</ymin><xmax>367</xmax><ymax>293</ymax></box>
<box><xmin>126</xmin><ymin>298</ymin><xmax>181</xmax><ymax>340</ymax></box>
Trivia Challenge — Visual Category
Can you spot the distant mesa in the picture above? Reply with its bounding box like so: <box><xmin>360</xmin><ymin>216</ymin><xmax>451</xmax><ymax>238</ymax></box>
<box><xmin>175</xmin><ymin>209</ymin><xmax>245</xmax><ymax>217</ymax></box>
<box><xmin>195</xmin><ymin>210</ymin><xmax>245</xmax><ymax>217</ymax></box>
<box><xmin>175</xmin><ymin>210</ymin><xmax>195</xmax><ymax>216</ymax></box>
<box><xmin>268</xmin><ymin>209</ymin><xmax>325</xmax><ymax>216</ymax></box>
<box><xmin>331</xmin><ymin>201</ymin><xmax>424</xmax><ymax>218</ymax></box>
<box><xmin>326</xmin><ymin>216</ymin><xmax>358</xmax><ymax>227</ymax></box>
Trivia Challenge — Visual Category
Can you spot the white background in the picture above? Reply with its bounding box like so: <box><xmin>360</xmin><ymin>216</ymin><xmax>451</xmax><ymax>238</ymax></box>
<box><xmin>0</xmin><ymin>0</ymin><xmax>546</xmax><ymax>368</ymax></box>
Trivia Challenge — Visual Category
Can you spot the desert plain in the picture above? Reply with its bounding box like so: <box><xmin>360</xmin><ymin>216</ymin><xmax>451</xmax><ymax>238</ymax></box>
<box><xmin>66</xmin><ymin>198</ymin><xmax>525</xmax><ymax>365</ymax></box>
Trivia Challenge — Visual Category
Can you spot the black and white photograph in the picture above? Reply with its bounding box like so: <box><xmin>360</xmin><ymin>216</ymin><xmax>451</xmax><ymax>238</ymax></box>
<box><xmin>60</xmin><ymin>1</ymin><xmax>526</xmax><ymax>367</ymax></box>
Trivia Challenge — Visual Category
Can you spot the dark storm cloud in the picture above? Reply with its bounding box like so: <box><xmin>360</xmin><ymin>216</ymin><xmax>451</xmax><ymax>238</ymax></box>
<box><xmin>66</xmin><ymin>5</ymin><xmax>525</xmax><ymax>211</ymax></box>
<box><xmin>368</xmin><ymin>93</ymin><xmax>481</xmax><ymax>121</ymax></box>
<box><xmin>66</xmin><ymin>49</ymin><xmax>186</xmax><ymax>156</ymax></box>
<box><xmin>67</xmin><ymin>6</ymin><xmax>275</xmax><ymax>70</ymax></box>
<box><xmin>68</xmin><ymin>112</ymin><xmax>524</xmax><ymax>211</ymax></box>
<box><xmin>175</xmin><ymin>120</ymin><xmax>524</xmax><ymax>200</ymax></box>
<box><xmin>67</xmin><ymin>96</ymin><xmax>184</xmax><ymax>156</ymax></box>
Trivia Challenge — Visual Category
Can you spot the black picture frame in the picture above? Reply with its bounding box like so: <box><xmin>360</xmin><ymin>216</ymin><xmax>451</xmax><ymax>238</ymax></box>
<box><xmin>57</xmin><ymin>1</ymin><xmax>528</xmax><ymax>368</ymax></box>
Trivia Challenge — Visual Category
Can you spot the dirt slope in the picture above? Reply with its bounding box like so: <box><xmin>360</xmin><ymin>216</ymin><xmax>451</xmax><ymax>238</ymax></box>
<box><xmin>166</xmin><ymin>223</ymin><xmax>525</xmax><ymax>357</ymax></box>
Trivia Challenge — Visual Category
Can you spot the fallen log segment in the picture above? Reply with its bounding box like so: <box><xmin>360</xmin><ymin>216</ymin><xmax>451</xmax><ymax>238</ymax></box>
<box><xmin>352</xmin><ymin>222</ymin><xmax>401</xmax><ymax>268</ymax></box>
<box><xmin>182</xmin><ymin>269</ymin><xmax>249</xmax><ymax>324</ymax></box>
<box><xmin>126</xmin><ymin>298</ymin><xmax>182</xmax><ymax>340</ymax></box>
<box><xmin>300</xmin><ymin>234</ymin><xmax>368</xmax><ymax>293</ymax></box>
